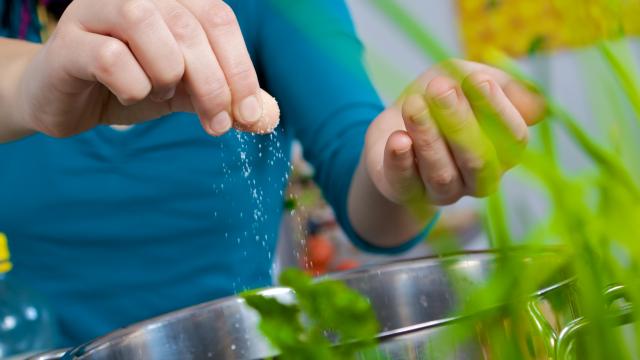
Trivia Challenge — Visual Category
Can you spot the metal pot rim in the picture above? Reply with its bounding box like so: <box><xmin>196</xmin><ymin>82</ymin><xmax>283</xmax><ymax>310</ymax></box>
<box><xmin>323</xmin><ymin>246</ymin><xmax>572</xmax><ymax>339</ymax></box>
<box><xmin>61</xmin><ymin>247</ymin><xmax>572</xmax><ymax>359</ymax></box>
<box><xmin>323</xmin><ymin>246</ymin><xmax>568</xmax><ymax>283</ymax></box>
<box><xmin>63</xmin><ymin>287</ymin><xmax>293</xmax><ymax>358</ymax></box>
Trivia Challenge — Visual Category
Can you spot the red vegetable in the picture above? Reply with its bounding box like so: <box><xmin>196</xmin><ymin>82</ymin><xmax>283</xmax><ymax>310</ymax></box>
<box><xmin>306</xmin><ymin>234</ymin><xmax>335</xmax><ymax>268</ymax></box>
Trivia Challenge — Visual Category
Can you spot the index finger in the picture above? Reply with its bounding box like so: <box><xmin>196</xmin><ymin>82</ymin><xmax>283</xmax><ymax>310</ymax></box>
<box><xmin>178</xmin><ymin>0</ymin><xmax>263</xmax><ymax>127</ymax></box>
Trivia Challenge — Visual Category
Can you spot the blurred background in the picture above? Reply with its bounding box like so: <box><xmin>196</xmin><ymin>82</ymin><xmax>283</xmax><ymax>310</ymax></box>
<box><xmin>274</xmin><ymin>0</ymin><xmax>640</xmax><ymax>277</ymax></box>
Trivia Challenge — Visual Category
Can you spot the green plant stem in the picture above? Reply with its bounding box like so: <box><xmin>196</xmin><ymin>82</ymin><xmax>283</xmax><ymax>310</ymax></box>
<box><xmin>598</xmin><ymin>41</ymin><xmax>640</xmax><ymax>123</ymax></box>
<box><xmin>548</xmin><ymin>101</ymin><xmax>640</xmax><ymax>199</ymax></box>
<box><xmin>487</xmin><ymin>191</ymin><xmax>511</xmax><ymax>249</ymax></box>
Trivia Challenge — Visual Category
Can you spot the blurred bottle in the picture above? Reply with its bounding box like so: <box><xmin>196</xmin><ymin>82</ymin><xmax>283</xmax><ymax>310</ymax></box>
<box><xmin>0</xmin><ymin>233</ymin><xmax>58</xmax><ymax>359</ymax></box>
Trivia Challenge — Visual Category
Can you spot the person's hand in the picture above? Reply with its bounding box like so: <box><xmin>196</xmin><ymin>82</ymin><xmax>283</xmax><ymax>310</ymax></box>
<box><xmin>365</xmin><ymin>60</ymin><xmax>546</xmax><ymax>209</ymax></box>
<box><xmin>18</xmin><ymin>0</ymin><xmax>279</xmax><ymax>138</ymax></box>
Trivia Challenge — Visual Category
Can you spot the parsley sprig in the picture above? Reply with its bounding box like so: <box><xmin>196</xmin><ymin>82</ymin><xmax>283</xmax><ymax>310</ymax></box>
<box><xmin>242</xmin><ymin>269</ymin><xmax>380</xmax><ymax>360</ymax></box>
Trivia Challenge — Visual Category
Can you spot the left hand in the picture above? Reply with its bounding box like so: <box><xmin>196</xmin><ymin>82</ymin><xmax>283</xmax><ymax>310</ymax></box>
<box><xmin>365</xmin><ymin>60</ymin><xmax>546</xmax><ymax>211</ymax></box>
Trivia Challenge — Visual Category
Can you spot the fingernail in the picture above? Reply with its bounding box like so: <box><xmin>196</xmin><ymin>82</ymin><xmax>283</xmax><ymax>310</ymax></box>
<box><xmin>475</xmin><ymin>81</ymin><xmax>491</xmax><ymax>97</ymax></box>
<box><xmin>151</xmin><ymin>87</ymin><xmax>176</xmax><ymax>102</ymax></box>
<box><xmin>394</xmin><ymin>146</ymin><xmax>411</xmax><ymax>156</ymax></box>
<box><xmin>405</xmin><ymin>94</ymin><xmax>428</xmax><ymax>124</ymax></box>
<box><xmin>239</xmin><ymin>94</ymin><xmax>262</xmax><ymax>124</ymax></box>
<box><xmin>434</xmin><ymin>89</ymin><xmax>458</xmax><ymax>110</ymax></box>
<box><xmin>210</xmin><ymin>111</ymin><xmax>232</xmax><ymax>134</ymax></box>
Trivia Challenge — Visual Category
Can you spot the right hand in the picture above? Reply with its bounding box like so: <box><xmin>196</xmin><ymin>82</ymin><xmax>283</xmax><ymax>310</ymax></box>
<box><xmin>18</xmin><ymin>0</ymin><xmax>280</xmax><ymax>138</ymax></box>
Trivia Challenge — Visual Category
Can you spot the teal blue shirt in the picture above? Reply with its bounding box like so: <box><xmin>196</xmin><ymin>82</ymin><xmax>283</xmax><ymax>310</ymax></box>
<box><xmin>0</xmin><ymin>0</ymin><xmax>434</xmax><ymax>346</ymax></box>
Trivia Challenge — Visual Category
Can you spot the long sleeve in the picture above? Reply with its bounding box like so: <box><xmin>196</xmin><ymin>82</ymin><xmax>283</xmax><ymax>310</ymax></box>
<box><xmin>256</xmin><ymin>0</ymin><xmax>435</xmax><ymax>253</ymax></box>
<box><xmin>0</xmin><ymin>0</ymin><xmax>41</xmax><ymax>41</ymax></box>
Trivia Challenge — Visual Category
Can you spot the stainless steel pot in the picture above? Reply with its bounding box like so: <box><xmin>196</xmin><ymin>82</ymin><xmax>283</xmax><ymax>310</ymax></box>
<box><xmin>28</xmin><ymin>249</ymin><xmax>618</xmax><ymax>360</ymax></box>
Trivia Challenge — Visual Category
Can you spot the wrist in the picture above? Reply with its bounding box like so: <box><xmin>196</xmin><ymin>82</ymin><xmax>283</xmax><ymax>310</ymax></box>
<box><xmin>348</xmin><ymin>156</ymin><xmax>437</xmax><ymax>249</ymax></box>
<box><xmin>0</xmin><ymin>39</ymin><xmax>42</xmax><ymax>141</ymax></box>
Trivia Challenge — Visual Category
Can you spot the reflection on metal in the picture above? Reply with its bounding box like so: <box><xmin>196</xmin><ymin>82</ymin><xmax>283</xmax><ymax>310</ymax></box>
<box><xmin>26</xmin><ymin>348</ymin><xmax>71</xmax><ymax>360</ymax></box>
<box><xmin>527</xmin><ymin>300</ymin><xmax>557</xmax><ymax>357</ymax></box>
<box><xmin>555</xmin><ymin>283</ymin><xmax>634</xmax><ymax>360</ymax></box>
<box><xmin>556</xmin><ymin>316</ymin><xmax>588</xmax><ymax>360</ymax></box>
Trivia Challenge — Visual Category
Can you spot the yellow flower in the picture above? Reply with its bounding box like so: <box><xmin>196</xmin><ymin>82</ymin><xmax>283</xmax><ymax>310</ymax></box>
<box><xmin>458</xmin><ymin>0</ymin><xmax>639</xmax><ymax>60</ymax></box>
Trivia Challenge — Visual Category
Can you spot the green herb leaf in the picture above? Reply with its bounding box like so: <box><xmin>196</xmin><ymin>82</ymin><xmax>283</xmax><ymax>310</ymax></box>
<box><xmin>242</xmin><ymin>269</ymin><xmax>379</xmax><ymax>360</ymax></box>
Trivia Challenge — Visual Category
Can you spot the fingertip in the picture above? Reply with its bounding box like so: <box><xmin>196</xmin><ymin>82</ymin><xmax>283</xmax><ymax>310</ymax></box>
<box><xmin>388</xmin><ymin>130</ymin><xmax>413</xmax><ymax>154</ymax></box>
<box><xmin>150</xmin><ymin>86</ymin><xmax>176</xmax><ymax>102</ymax></box>
<box><xmin>402</xmin><ymin>94</ymin><xmax>429</xmax><ymax>124</ymax></box>
<box><xmin>201</xmin><ymin>120</ymin><xmax>216</xmax><ymax>137</ymax></box>
<box><xmin>425</xmin><ymin>76</ymin><xmax>458</xmax><ymax>100</ymax></box>
<box><xmin>386</xmin><ymin>131</ymin><xmax>415</xmax><ymax>169</ymax></box>
<box><xmin>383</xmin><ymin>131</ymin><xmax>424</xmax><ymax>204</ymax></box>
<box><xmin>206</xmin><ymin>111</ymin><xmax>232</xmax><ymax>137</ymax></box>
<box><xmin>236</xmin><ymin>93</ymin><xmax>262</xmax><ymax>125</ymax></box>
<box><xmin>259</xmin><ymin>88</ymin><xmax>280</xmax><ymax>130</ymax></box>
<box><xmin>503</xmin><ymin>80</ymin><xmax>548</xmax><ymax>126</ymax></box>
<box><xmin>235</xmin><ymin>89</ymin><xmax>280</xmax><ymax>134</ymax></box>
<box><xmin>462</xmin><ymin>72</ymin><xmax>496</xmax><ymax>104</ymax></box>
<box><xmin>425</xmin><ymin>77</ymin><xmax>461</xmax><ymax>113</ymax></box>
<box><xmin>110</xmin><ymin>79</ymin><xmax>151</xmax><ymax>106</ymax></box>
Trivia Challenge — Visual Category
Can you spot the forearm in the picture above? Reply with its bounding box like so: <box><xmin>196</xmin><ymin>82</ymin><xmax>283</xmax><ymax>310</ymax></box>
<box><xmin>0</xmin><ymin>38</ymin><xmax>41</xmax><ymax>143</ymax></box>
<box><xmin>347</xmin><ymin>104</ymin><xmax>437</xmax><ymax>248</ymax></box>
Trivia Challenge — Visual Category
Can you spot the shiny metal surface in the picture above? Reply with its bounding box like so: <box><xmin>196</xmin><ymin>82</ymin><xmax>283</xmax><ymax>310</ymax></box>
<box><xmin>25</xmin><ymin>349</ymin><xmax>71</xmax><ymax>360</ymax></box>
<box><xmin>328</xmin><ymin>250</ymin><xmax>570</xmax><ymax>336</ymax></box>
<box><xmin>333</xmin><ymin>249</ymin><xmax>576</xmax><ymax>359</ymax></box>
<box><xmin>28</xmin><ymin>250</ymin><xmax>576</xmax><ymax>360</ymax></box>
<box><xmin>67</xmin><ymin>287</ymin><xmax>292</xmax><ymax>360</ymax></box>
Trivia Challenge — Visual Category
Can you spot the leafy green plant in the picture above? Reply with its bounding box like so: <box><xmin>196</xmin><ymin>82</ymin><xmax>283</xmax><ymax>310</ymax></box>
<box><xmin>367</xmin><ymin>1</ymin><xmax>640</xmax><ymax>359</ymax></box>
<box><xmin>242</xmin><ymin>269</ymin><xmax>379</xmax><ymax>360</ymax></box>
<box><xmin>251</xmin><ymin>2</ymin><xmax>639</xmax><ymax>359</ymax></box>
